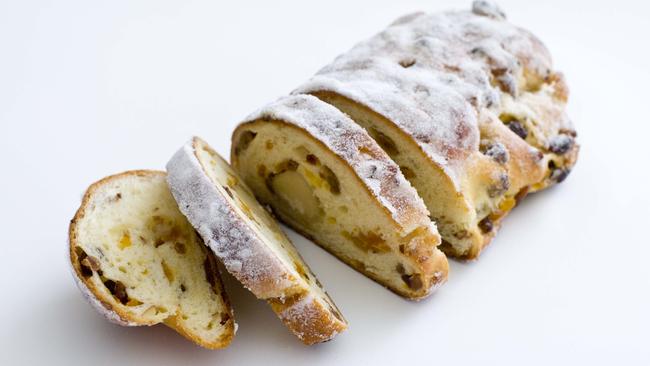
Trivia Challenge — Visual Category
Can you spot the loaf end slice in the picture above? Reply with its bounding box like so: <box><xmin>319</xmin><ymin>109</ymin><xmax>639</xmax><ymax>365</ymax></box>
<box><xmin>68</xmin><ymin>170</ymin><xmax>235</xmax><ymax>349</ymax></box>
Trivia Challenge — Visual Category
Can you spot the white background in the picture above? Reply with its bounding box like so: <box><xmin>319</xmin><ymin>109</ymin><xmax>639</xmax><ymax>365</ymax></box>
<box><xmin>1</xmin><ymin>0</ymin><xmax>649</xmax><ymax>365</ymax></box>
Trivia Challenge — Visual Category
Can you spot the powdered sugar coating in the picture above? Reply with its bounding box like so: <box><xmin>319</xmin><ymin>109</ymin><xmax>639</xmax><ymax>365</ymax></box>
<box><xmin>295</xmin><ymin>1</ymin><xmax>560</xmax><ymax>187</ymax></box>
<box><xmin>166</xmin><ymin>140</ymin><xmax>297</xmax><ymax>299</ymax></box>
<box><xmin>242</xmin><ymin>94</ymin><xmax>432</xmax><ymax>233</ymax></box>
<box><xmin>472</xmin><ymin>0</ymin><xmax>506</xmax><ymax>20</ymax></box>
<box><xmin>166</xmin><ymin>138</ymin><xmax>347</xmax><ymax>344</ymax></box>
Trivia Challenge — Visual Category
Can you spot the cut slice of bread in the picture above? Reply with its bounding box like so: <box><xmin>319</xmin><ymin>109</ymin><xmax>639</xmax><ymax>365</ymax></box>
<box><xmin>166</xmin><ymin>137</ymin><xmax>347</xmax><ymax>345</ymax></box>
<box><xmin>68</xmin><ymin>170</ymin><xmax>235</xmax><ymax>349</ymax></box>
<box><xmin>295</xmin><ymin>3</ymin><xmax>579</xmax><ymax>259</ymax></box>
<box><xmin>231</xmin><ymin>95</ymin><xmax>449</xmax><ymax>299</ymax></box>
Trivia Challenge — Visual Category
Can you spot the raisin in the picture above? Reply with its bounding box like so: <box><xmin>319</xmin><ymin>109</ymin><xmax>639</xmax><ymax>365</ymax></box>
<box><xmin>104</xmin><ymin>280</ymin><xmax>128</xmax><ymax>304</ymax></box>
<box><xmin>287</xmin><ymin>160</ymin><xmax>299</xmax><ymax>171</ymax></box>
<box><xmin>203</xmin><ymin>257</ymin><xmax>218</xmax><ymax>294</ymax></box>
<box><xmin>507</xmin><ymin>120</ymin><xmax>528</xmax><ymax>139</ymax></box>
<box><xmin>399</xmin><ymin>59</ymin><xmax>416</xmax><ymax>68</ymax></box>
<box><xmin>76</xmin><ymin>249</ymin><xmax>89</xmax><ymax>272</ymax></box>
<box><xmin>478</xmin><ymin>217</ymin><xmax>494</xmax><ymax>233</ymax></box>
<box><xmin>548</xmin><ymin>134</ymin><xmax>574</xmax><ymax>155</ymax></box>
<box><xmin>234</xmin><ymin>130</ymin><xmax>257</xmax><ymax>156</ymax></box>
<box><xmin>370</xmin><ymin>128</ymin><xmax>399</xmax><ymax>156</ymax></box>
<box><xmin>81</xmin><ymin>256</ymin><xmax>101</xmax><ymax>272</ymax></box>
<box><xmin>276</xmin><ymin>159</ymin><xmax>299</xmax><ymax>172</ymax></box>
<box><xmin>306</xmin><ymin>154</ymin><xmax>320</xmax><ymax>165</ymax></box>
<box><xmin>550</xmin><ymin>168</ymin><xmax>571</xmax><ymax>183</ymax></box>
<box><xmin>480</xmin><ymin>141</ymin><xmax>509</xmax><ymax>164</ymax></box>
<box><xmin>548</xmin><ymin>160</ymin><xmax>571</xmax><ymax>183</ymax></box>
<box><xmin>320</xmin><ymin>166</ymin><xmax>340</xmax><ymax>195</ymax></box>
<box><xmin>401</xmin><ymin>273</ymin><xmax>423</xmax><ymax>291</ymax></box>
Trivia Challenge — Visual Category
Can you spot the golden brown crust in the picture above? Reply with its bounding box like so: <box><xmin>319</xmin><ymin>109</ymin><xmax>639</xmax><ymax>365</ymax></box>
<box><xmin>68</xmin><ymin>170</ymin><xmax>235</xmax><ymax>349</ymax></box>
<box><xmin>284</xmin><ymin>222</ymin><xmax>447</xmax><ymax>300</ymax></box>
<box><xmin>268</xmin><ymin>291</ymin><xmax>348</xmax><ymax>345</ymax></box>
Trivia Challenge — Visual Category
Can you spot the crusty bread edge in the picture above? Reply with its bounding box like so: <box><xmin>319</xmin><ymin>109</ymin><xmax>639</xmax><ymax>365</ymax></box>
<box><xmin>269</xmin><ymin>292</ymin><xmax>348</xmax><ymax>345</ymax></box>
<box><xmin>166</xmin><ymin>139</ymin><xmax>300</xmax><ymax>298</ymax></box>
<box><xmin>68</xmin><ymin>169</ymin><xmax>235</xmax><ymax>349</ymax></box>
<box><xmin>275</xmin><ymin>212</ymin><xmax>447</xmax><ymax>300</ymax></box>
<box><xmin>166</xmin><ymin>138</ymin><xmax>347</xmax><ymax>345</ymax></box>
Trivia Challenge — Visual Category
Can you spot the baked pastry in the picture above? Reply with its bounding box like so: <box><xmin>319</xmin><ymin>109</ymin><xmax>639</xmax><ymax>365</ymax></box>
<box><xmin>295</xmin><ymin>0</ymin><xmax>579</xmax><ymax>259</ymax></box>
<box><xmin>166</xmin><ymin>137</ymin><xmax>347</xmax><ymax>345</ymax></box>
<box><xmin>68</xmin><ymin>170</ymin><xmax>235</xmax><ymax>349</ymax></box>
<box><xmin>231</xmin><ymin>95</ymin><xmax>449</xmax><ymax>299</ymax></box>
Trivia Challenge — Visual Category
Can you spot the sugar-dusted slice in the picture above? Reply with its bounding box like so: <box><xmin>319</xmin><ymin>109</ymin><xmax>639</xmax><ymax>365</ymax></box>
<box><xmin>167</xmin><ymin>137</ymin><xmax>347</xmax><ymax>345</ymax></box>
<box><xmin>231</xmin><ymin>95</ymin><xmax>448</xmax><ymax>299</ymax></box>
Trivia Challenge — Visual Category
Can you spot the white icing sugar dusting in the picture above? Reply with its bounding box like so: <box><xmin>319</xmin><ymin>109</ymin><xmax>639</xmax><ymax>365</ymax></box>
<box><xmin>243</xmin><ymin>94</ymin><xmax>431</xmax><ymax>232</ymax></box>
<box><xmin>472</xmin><ymin>0</ymin><xmax>506</xmax><ymax>20</ymax></box>
<box><xmin>295</xmin><ymin>1</ymin><xmax>555</xmax><ymax>187</ymax></box>
<box><xmin>166</xmin><ymin>139</ymin><xmax>295</xmax><ymax>298</ymax></box>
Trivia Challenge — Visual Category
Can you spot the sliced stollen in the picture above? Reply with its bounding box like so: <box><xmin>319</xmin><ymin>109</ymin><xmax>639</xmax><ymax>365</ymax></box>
<box><xmin>295</xmin><ymin>0</ymin><xmax>579</xmax><ymax>259</ymax></box>
<box><xmin>231</xmin><ymin>94</ymin><xmax>449</xmax><ymax>299</ymax></box>
<box><xmin>166</xmin><ymin>137</ymin><xmax>347</xmax><ymax>345</ymax></box>
<box><xmin>68</xmin><ymin>170</ymin><xmax>235</xmax><ymax>349</ymax></box>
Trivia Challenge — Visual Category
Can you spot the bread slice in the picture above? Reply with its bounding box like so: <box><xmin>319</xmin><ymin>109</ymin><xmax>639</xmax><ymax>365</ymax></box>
<box><xmin>295</xmin><ymin>2</ymin><xmax>579</xmax><ymax>259</ymax></box>
<box><xmin>166</xmin><ymin>137</ymin><xmax>347</xmax><ymax>345</ymax></box>
<box><xmin>231</xmin><ymin>95</ymin><xmax>449</xmax><ymax>299</ymax></box>
<box><xmin>68</xmin><ymin>170</ymin><xmax>235</xmax><ymax>349</ymax></box>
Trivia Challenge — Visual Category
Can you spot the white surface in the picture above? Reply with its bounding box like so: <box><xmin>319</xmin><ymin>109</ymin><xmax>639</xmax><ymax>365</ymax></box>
<box><xmin>1</xmin><ymin>0</ymin><xmax>649</xmax><ymax>365</ymax></box>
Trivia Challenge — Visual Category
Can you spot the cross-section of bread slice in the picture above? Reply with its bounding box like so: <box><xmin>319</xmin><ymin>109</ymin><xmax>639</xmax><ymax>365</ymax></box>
<box><xmin>231</xmin><ymin>95</ymin><xmax>449</xmax><ymax>300</ymax></box>
<box><xmin>68</xmin><ymin>170</ymin><xmax>235</xmax><ymax>349</ymax></box>
<box><xmin>166</xmin><ymin>137</ymin><xmax>347</xmax><ymax>345</ymax></box>
<box><xmin>295</xmin><ymin>2</ymin><xmax>579</xmax><ymax>259</ymax></box>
